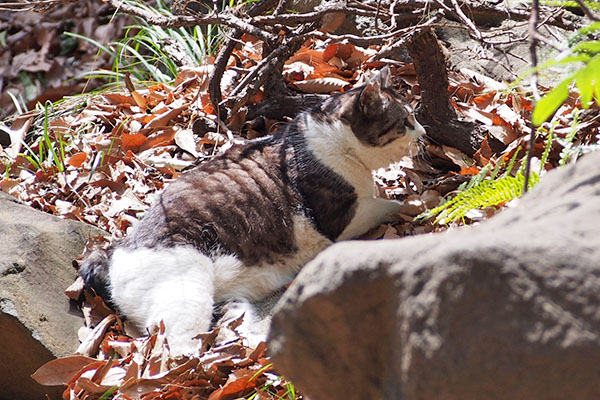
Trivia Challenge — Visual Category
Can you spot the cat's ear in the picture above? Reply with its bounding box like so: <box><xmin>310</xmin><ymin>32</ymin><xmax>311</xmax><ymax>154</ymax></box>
<box><xmin>359</xmin><ymin>68</ymin><xmax>388</xmax><ymax>115</ymax></box>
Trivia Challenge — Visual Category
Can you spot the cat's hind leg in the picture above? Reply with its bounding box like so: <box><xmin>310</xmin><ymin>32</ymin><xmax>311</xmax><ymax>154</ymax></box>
<box><xmin>213</xmin><ymin>288</ymin><xmax>285</xmax><ymax>348</ymax></box>
<box><xmin>109</xmin><ymin>246</ymin><xmax>215</xmax><ymax>355</ymax></box>
<box><xmin>214</xmin><ymin>298</ymin><xmax>264</xmax><ymax>347</ymax></box>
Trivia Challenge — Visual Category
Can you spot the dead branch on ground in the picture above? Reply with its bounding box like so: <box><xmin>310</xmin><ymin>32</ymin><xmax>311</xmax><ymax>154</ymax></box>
<box><xmin>406</xmin><ymin>28</ymin><xmax>503</xmax><ymax>156</ymax></box>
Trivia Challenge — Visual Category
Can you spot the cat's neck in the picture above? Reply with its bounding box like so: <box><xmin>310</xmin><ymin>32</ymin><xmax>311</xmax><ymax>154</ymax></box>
<box><xmin>301</xmin><ymin>114</ymin><xmax>375</xmax><ymax>197</ymax></box>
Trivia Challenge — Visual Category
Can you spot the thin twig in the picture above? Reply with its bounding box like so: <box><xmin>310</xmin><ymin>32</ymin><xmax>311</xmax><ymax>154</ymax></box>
<box><xmin>524</xmin><ymin>0</ymin><xmax>540</xmax><ymax>194</ymax></box>
<box><xmin>207</xmin><ymin>0</ymin><xmax>278</xmax><ymax>120</ymax></box>
<box><xmin>226</xmin><ymin>35</ymin><xmax>305</xmax><ymax>115</ymax></box>
<box><xmin>374</xmin><ymin>0</ymin><xmax>383</xmax><ymax>32</ymax></box>
<box><xmin>0</xmin><ymin>0</ymin><xmax>78</xmax><ymax>11</ymax></box>
<box><xmin>303</xmin><ymin>24</ymin><xmax>427</xmax><ymax>46</ymax></box>
<box><xmin>388</xmin><ymin>0</ymin><xmax>399</xmax><ymax>31</ymax></box>
<box><xmin>390</xmin><ymin>0</ymin><xmax>580</xmax><ymax>30</ymax></box>
<box><xmin>209</xmin><ymin>39</ymin><xmax>237</xmax><ymax>120</ymax></box>
<box><xmin>254</xmin><ymin>4</ymin><xmax>388</xmax><ymax>25</ymax></box>
<box><xmin>228</xmin><ymin>45</ymin><xmax>289</xmax><ymax>98</ymax></box>
<box><xmin>370</xmin><ymin>14</ymin><xmax>442</xmax><ymax>60</ymax></box>
<box><xmin>447</xmin><ymin>0</ymin><xmax>482</xmax><ymax>40</ymax></box>
<box><xmin>103</xmin><ymin>0</ymin><xmax>277</xmax><ymax>43</ymax></box>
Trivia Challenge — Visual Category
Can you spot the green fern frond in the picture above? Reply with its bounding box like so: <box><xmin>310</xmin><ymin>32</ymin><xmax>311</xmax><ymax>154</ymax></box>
<box><xmin>419</xmin><ymin>128</ymin><xmax>562</xmax><ymax>226</ymax></box>
<box><xmin>425</xmin><ymin>172</ymin><xmax>539</xmax><ymax>224</ymax></box>
<box><xmin>503</xmin><ymin>147</ymin><xmax>522</xmax><ymax>178</ymax></box>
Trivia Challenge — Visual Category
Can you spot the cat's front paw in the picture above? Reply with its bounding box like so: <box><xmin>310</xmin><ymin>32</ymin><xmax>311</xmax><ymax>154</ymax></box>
<box><xmin>338</xmin><ymin>197</ymin><xmax>407</xmax><ymax>240</ymax></box>
<box><xmin>372</xmin><ymin>198</ymin><xmax>405</xmax><ymax>224</ymax></box>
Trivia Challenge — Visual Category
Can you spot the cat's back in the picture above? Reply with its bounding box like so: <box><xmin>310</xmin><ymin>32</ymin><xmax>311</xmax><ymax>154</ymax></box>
<box><xmin>123</xmin><ymin>134</ymin><xmax>303</xmax><ymax>264</ymax></box>
<box><xmin>174</xmin><ymin>133</ymin><xmax>293</xmax><ymax>203</ymax></box>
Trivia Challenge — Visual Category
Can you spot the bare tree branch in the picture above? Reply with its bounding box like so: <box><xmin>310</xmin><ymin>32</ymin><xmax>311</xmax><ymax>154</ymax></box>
<box><xmin>254</xmin><ymin>3</ymin><xmax>386</xmax><ymax>25</ymax></box>
<box><xmin>524</xmin><ymin>0</ymin><xmax>541</xmax><ymax>193</ymax></box>
<box><xmin>392</xmin><ymin>0</ymin><xmax>581</xmax><ymax>31</ymax></box>
<box><xmin>406</xmin><ymin>28</ymin><xmax>503</xmax><ymax>157</ymax></box>
<box><xmin>0</xmin><ymin>0</ymin><xmax>78</xmax><ymax>11</ymax></box>
<box><xmin>208</xmin><ymin>0</ymin><xmax>278</xmax><ymax>120</ymax></box>
<box><xmin>104</xmin><ymin>0</ymin><xmax>277</xmax><ymax>43</ymax></box>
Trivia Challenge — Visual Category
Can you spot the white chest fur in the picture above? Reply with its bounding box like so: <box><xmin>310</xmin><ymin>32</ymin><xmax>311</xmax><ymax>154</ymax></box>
<box><xmin>303</xmin><ymin>115</ymin><xmax>424</xmax><ymax>240</ymax></box>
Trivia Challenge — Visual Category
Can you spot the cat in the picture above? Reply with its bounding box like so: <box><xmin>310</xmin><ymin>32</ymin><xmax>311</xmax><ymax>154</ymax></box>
<box><xmin>79</xmin><ymin>66</ymin><xmax>426</xmax><ymax>355</ymax></box>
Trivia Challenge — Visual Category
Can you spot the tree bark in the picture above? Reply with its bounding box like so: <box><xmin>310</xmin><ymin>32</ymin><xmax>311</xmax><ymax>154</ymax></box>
<box><xmin>406</xmin><ymin>28</ymin><xmax>503</xmax><ymax>157</ymax></box>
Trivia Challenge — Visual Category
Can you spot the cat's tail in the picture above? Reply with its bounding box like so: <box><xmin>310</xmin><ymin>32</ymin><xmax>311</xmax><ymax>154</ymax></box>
<box><xmin>78</xmin><ymin>244</ymin><xmax>113</xmax><ymax>305</ymax></box>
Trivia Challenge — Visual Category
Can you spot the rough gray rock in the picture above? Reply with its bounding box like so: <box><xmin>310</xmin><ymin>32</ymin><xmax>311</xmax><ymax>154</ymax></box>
<box><xmin>0</xmin><ymin>192</ymin><xmax>104</xmax><ymax>400</ymax></box>
<box><xmin>436</xmin><ymin>5</ymin><xmax>583</xmax><ymax>83</ymax></box>
<box><xmin>269</xmin><ymin>151</ymin><xmax>600</xmax><ymax>400</ymax></box>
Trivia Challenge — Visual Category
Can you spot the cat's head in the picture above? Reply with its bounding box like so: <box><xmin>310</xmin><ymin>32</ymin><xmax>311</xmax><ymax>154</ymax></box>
<box><xmin>317</xmin><ymin>67</ymin><xmax>425</xmax><ymax>167</ymax></box>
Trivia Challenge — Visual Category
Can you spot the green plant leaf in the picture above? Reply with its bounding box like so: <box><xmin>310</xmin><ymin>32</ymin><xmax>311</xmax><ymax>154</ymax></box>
<box><xmin>575</xmin><ymin>66</ymin><xmax>594</xmax><ymax>106</ymax></box>
<box><xmin>532</xmin><ymin>80</ymin><xmax>571</xmax><ymax>126</ymax></box>
<box><xmin>574</xmin><ymin>40</ymin><xmax>600</xmax><ymax>55</ymax></box>
<box><xmin>579</xmin><ymin>20</ymin><xmax>600</xmax><ymax>32</ymax></box>
<box><xmin>557</xmin><ymin>53</ymin><xmax>591</xmax><ymax>65</ymax></box>
<box><xmin>587</xmin><ymin>55</ymin><xmax>600</xmax><ymax>105</ymax></box>
<box><xmin>65</xmin><ymin>32</ymin><xmax>116</xmax><ymax>57</ymax></box>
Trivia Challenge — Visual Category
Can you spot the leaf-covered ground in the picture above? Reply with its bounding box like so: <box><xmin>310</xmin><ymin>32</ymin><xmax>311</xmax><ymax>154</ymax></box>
<box><xmin>2</xmin><ymin>19</ymin><xmax>599</xmax><ymax>400</ymax></box>
<box><xmin>0</xmin><ymin>0</ymin><xmax>131</xmax><ymax>119</ymax></box>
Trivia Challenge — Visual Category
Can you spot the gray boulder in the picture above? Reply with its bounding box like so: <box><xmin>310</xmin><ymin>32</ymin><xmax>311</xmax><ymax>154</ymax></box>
<box><xmin>0</xmin><ymin>192</ymin><xmax>103</xmax><ymax>400</ymax></box>
<box><xmin>269</xmin><ymin>151</ymin><xmax>600</xmax><ymax>400</ymax></box>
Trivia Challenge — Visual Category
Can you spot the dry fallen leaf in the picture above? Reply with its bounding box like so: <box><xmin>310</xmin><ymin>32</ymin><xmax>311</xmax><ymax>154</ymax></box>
<box><xmin>174</xmin><ymin>128</ymin><xmax>199</xmax><ymax>158</ymax></box>
<box><xmin>122</xmin><ymin>133</ymin><xmax>147</xmax><ymax>151</ymax></box>
<box><xmin>77</xmin><ymin>314</ymin><xmax>117</xmax><ymax>357</ymax></box>
<box><xmin>32</xmin><ymin>355</ymin><xmax>98</xmax><ymax>386</ymax></box>
<box><xmin>67</xmin><ymin>152</ymin><xmax>87</xmax><ymax>168</ymax></box>
<box><xmin>1</xmin><ymin>114</ymin><xmax>33</xmax><ymax>157</ymax></box>
<box><xmin>207</xmin><ymin>369</ymin><xmax>257</xmax><ymax>400</ymax></box>
<box><xmin>146</xmin><ymin>105</ymin><xmax>186</xmax><ymax>129</ymax></box>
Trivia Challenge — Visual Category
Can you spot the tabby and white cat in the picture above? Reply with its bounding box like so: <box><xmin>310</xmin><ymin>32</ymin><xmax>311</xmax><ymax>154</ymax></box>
<box><xmin>80</xmin><ymin>67</ymin><xmax>425</xmax><ymax>355</ymax></box>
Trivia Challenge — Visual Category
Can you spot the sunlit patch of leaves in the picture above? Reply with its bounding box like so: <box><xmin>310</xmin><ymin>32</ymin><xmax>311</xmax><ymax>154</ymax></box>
<box><xmin>1</xmin><ymin>38</ymin><xmax>426</xmax><ymax>239</ymax></box>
